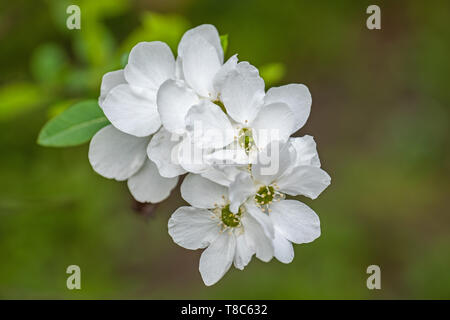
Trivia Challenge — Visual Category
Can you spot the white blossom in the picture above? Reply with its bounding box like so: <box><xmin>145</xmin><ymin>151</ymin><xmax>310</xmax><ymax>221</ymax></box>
<box><xmin>90</xmin><ymin>53</ymin><xmax>179</xmax><ymax>203</ymax></box>
<box><xmin>89</xmin><ymin>22</ymin><xmax>331</xmax><ymax>285</ymax></box>
<box><xmin>90</xmin><ymin>25</ymin><xmax>227</xmax><ymax>202</ymax></box>
<box><xmin>226</xmin><ymin>138</ymin><xmax>331</xmax><ymax>263</ymax></box>
<box><xmin>168</xmin><ymin>174</ymin><xmax>274</xmax><ymax>286</ymax></box>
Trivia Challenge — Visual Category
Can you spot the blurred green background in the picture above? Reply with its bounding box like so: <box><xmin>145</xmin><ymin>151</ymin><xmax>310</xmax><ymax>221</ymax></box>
<box><xmin>0</xmin><ymin>0</ymin><xmax>449</xmax><ymax>299</ymax></box>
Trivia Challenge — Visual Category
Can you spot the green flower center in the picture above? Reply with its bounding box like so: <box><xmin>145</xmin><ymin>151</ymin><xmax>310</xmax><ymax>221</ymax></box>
<box><xmin>221</xmin><ymin>204</ymin><xmax>242</xmax><ymax>227</ymax></box>
<box><xmin>254</xmin><ymin>185</ymin><xmax>275</xmax><ymax>206</ymax></box>
<box><xmin>254</xmin><ymin>185</ymin><xmax>285</xmax><ymax>213</ymax></box>
<box><xmin>238</xmin><ymin>128</ymin><xmax>255</xmax><ymax>154</ymax></box>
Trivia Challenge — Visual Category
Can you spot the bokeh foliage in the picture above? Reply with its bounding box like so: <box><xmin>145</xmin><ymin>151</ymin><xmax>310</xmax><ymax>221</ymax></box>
<box><xmin>0</xmin><ymin>0</ymin><xmax>449</xmax><ymax>299</ymax></box>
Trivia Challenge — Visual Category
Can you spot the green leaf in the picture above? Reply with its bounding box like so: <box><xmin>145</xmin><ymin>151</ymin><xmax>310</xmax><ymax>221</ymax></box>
<box><xmin>220</xmin><ymin>34</ymin><xmax>229</xmax><ymax>55</ymax></box>
<box><xmin>259</xmin><ymin>62</ymin><xmax>286</xmax><ymax>86</ymax></box>
<box><xmin>38</xmin><ymin>100</ymin><xmax>110</xmax><ymax>147</ymax></box>
<box><xmin>0</xmin><ymin>83</ymin><xmax>42</xmax><ymax>121</ymax></box>
<box><xmin>46</xmin><ymin>100</ymin><xmax>76</xmax><ymax>119</ymax></box>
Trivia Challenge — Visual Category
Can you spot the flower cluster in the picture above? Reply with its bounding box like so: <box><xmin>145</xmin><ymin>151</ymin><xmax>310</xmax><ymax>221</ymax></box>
<box><xmin>89</xmin><ymin>25</ymin><xmax>331</xmax><ymax>285</ymax></box>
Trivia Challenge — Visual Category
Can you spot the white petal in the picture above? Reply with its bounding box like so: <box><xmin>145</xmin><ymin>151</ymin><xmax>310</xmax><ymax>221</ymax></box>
<box><xmin>88</xmin><ymin>125</ymin><xmax>148</xmax><ymax>181</ymax></box>
<box><xmin>102</xmin><ymin>84</ymin><xmax>160</xmax><ymax>137</ymax></box>
<box><xmin>251</xmin><ymin>102</ymin><xmax>297</xmax><ymax>148</ymax></box>
<box><xmin>181</xmin><ymin>36</ymin><xmax>222</xmax><ymax>97</ymax></box>
<box><xmin>199</xmin><ymin>232</ymin><xmax>235</xmax><ymax>286</ymax></box>
<box><xmin>273</xmin><ymin>228</ymin><xmax>294</xmax><ymax>264</ymax></box>
<box><xmin>168</xmin><ymin>206</ymin><xmax>221</xmax><ymax>250</ymax></box>
<box><xmin>99</xmin><ymin>70</ymin><xmax>125</xmax><ymax>107</ymax></box>
<box><xmin>177</xmin><ymin>136</ymin><xmax>211</xmax><ymax>173</ymax></box>
<box><xmin>264</xmin><ymin>84</ymin><xmax>312</xmax><ymax>132</ymax></box>
<box><xmin>127</xmin><ymin>159</ymin><xmax>178</xmax><ymax>203</ymax></box>
<box><xmin>147</xmin><ymin>128</ymin><xmax>186</xmax><ymax>178</ymax></box>
<box><xmin>245</xmin><ymin>201</ymin><xmax>274</xmax><ymax>239</ymax></box>
<box><xmin>178</xmin><ymin>24</ymin><xmax>223</xmax><ymax>64</ymax></box>
<box><xmin>221</xmin><ymin>62</ymin><xmax>265</xmax><ymax>124</ymax></box>
<box><xmin>277</xmin><ymin>165</ymin><xmax>331</xmax><ymax>199</ymax></box>
<box><xmin>157</xmin><ymin>79</ymin><xmax>200</xmax><ymax>135</ymax></box>
<box><xmin>228</xmin><ymin>172</ymin><xmax>256</xmax><ymax>213</ymax></box>
<box><xmin>124</xmin><ymin>41</ymin><xmax>175</xmax><ymax>89</ymax></box>
<box><xmin>205</xmin><ymin>141</ymin><xmax>251</xmax><ymax>166</ymax></box>
<box><xmin>270</xmin><ymin>200</ymin><xmax>320</xmax><ymax>244</ymax></box>
<box><xmin>241</xmin><ymin>209</ymin><xmax>274</xmax><ymax>262</ymax></box>
<box><xmin>213</xmin><ymin>54</ymin><xmax>238</xmax><ymax>93</ymax></box>
<box><xmin>185</xmin><ymin>100</ymin><xmax>234</xmax><ymax>149</ymax></box>
<box><xmin>200</xmin><ymin>165</ymin><xmax>243</xmax><ymax>187</ymax></box>
<box><xmin>251</xmin><ymin>141</ymin><xmax>295</xmax><ymax>186</ymax></box>
<box><xmin>181</xmin><ymin>173</ymin><xmax>227</xmax><ymax>209</ymax></box>
<box><xmin>289</xmin><ymin>135</ymin><xmax>321</xmax><ymax>167</ymax></box>
<box><xmin>234</xmin><ymin>234</ymin><xmax>254</xmax><ymax>270</ymax></box>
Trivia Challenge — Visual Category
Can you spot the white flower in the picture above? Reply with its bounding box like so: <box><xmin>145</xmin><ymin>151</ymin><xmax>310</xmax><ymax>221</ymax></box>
<box><xmin>185</xmin><ymin>60</ymin><xmax>313</xmax><ymax>165</ymax></box>
<box><xmin>90</xmin><ymin>35</ymin><xmax>183</xmax><ymax>202</ymax></box>
<box><xmin>88</xmin><ymin>125</ymin><xmax>178</xmax><ymax>203</ymax></box>
<box><xmin>227</xmin><ymin>137</ymin><xmax>331</xmax><ymax>263</ymax></box>
<box><xmin>89</xmin><ymin>24</ymin><xmax>247</xmax><ymax>202</ymax></box>
<box><xmin>150</xmin><ymin>24</ymin><xmax>313</xmax><ymax>175</ymax></box>
<box><xmin>152</xmin><ymin>25</ymin><xmax>238</xmax><ymax>176</ymax></box>
<box><xmin>168</xmin><ymin>174</ymin><xmax>274</xmax><ymax>286</ymax></box>
<box><xmin>89</xmin><ymin>22</ymin><xmax>331</xmax><ymax>286</ymax></box>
